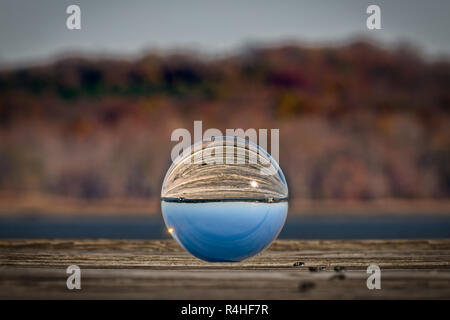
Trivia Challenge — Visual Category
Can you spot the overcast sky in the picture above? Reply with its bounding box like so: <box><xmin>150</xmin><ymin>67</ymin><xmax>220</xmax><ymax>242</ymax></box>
<box><xmin>1</xmin><ymin>0</ymin><xmax>449</xmax><ymax>66</ymax></box>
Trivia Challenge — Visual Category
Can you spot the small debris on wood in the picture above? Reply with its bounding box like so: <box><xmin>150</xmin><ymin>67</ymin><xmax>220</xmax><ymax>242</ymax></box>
<box><xmin>309</xmin><ymin>266</ymin><xmax>327</xmax><ymax>272</ymax></box>
<box><xmin>298</xmin><ymin>281</ymin><xmax>316</xmax><ymax>292</ymax></box>
<box><xmin>293</xmin><ymin>261</ymin><xmax>305</xmax><ymax>267</ymax></box>
<box><xmin>334</xmin><ymin>266</ymin><xmax>346</xmax><ymax>272</ymax></box>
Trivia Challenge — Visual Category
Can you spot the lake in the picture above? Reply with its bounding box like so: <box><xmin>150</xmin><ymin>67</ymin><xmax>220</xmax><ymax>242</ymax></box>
<box><xmin>1</xmin><ymin>215</ymin><xmax>449</xmax><ymax>239</ymax></box>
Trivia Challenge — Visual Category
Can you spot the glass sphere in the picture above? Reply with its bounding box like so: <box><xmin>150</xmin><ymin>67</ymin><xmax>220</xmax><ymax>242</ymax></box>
<box><xmin>161</xmin><ymin>136</ymin><xmax>288</xmax><ymax>262</ymax></box>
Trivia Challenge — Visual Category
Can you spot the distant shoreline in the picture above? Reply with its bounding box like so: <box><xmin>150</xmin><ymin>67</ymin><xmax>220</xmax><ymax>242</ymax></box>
<box><xmin>0</xmin><ymin>195</ymin><xmax>449</xmax><ymax>219</ymax></box>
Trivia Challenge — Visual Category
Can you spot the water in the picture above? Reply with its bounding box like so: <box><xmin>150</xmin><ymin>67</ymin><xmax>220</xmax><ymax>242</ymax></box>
<box><xmin>0</xmin><ymin>214</ymin><xmax>449</xmax><ymax>239</ymax></box>
<box><xmin>161</xmin><ymin>200</ymin><xmax>288</xmax><ymax>262</ymax></box>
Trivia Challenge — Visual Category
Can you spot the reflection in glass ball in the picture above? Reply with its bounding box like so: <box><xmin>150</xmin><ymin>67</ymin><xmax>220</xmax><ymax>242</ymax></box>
<box><xmin>161</xmin><ymin>136</ymin><xmax>289</xmax><ymax>262</ymax></box>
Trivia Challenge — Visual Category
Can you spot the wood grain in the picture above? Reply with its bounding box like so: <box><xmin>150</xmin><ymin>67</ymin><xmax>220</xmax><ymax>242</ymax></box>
<box><xmin>0</xmin><ymin>239</ymin><xmax>449</xmax><ymax>299</ymax></box>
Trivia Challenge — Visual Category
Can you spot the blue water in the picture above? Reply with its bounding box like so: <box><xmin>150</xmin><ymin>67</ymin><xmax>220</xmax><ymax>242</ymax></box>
<box><xmin>161</xmin><ymin>201</ymin><xmax>288</xmax><ymax>262</ymax></box>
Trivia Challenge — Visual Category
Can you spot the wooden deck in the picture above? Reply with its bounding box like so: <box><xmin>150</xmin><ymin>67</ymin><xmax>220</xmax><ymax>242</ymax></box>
<box><xmin>0</xmin><ymin>239</ymin><xmax>449</xmax><ymax>299</ymax></box>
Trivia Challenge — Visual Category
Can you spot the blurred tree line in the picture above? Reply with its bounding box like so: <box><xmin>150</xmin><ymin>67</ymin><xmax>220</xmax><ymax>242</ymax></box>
<box><xmin>0</xmin><ymin>41</ymin><xmax>449</xmax><ymax>202</ymax></box>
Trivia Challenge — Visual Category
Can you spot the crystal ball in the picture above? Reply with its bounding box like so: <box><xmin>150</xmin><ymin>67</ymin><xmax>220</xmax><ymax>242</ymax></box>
<box><xmin>161</xmin><ymin>136</ymin><xmax>288</xmax><ymax>262</ymax></box>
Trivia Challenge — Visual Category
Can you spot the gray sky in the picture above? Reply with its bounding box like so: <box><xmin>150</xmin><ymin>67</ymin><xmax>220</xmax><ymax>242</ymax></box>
<box><xmin>1</xmin><ymin>0</ymin><xmax>450</xmax><ymax>66</ymax></box>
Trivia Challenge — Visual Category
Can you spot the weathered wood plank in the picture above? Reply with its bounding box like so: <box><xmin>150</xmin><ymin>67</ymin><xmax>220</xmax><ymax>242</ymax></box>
<box><xmin>0</xmin><ymin>239</ymin><xmax>449</xmax><ymax>299</ymax></box>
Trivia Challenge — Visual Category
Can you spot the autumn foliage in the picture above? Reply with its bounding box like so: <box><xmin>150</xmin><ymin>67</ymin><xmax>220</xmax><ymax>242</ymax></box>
<box><xmin>0</xmin><ymin>41</ymin><xmax>449</xmax><ymax>203</ymax></box>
